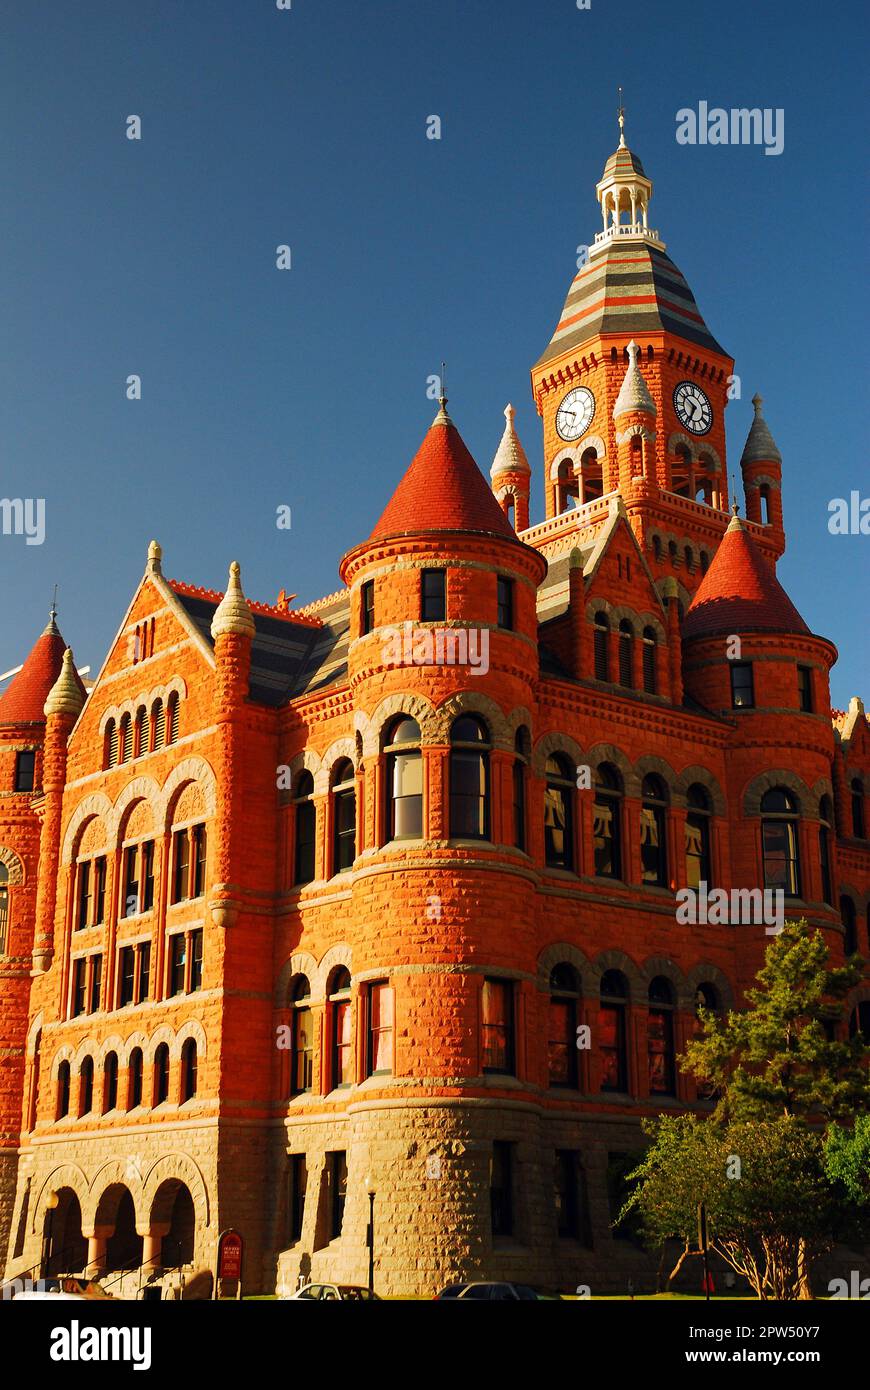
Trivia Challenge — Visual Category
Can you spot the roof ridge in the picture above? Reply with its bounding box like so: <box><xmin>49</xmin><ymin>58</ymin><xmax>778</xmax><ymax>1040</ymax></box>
<box><xmin>168</xmin><ymin>579</ymin><xmax>323</xmax><ymax>628</ymax></box>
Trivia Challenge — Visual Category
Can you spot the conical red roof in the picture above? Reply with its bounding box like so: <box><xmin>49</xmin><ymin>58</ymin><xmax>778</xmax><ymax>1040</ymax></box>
<box><xmin>0</xmin><ymin>619</ymin><xmax>81</xmax><ymax>724</ymax></box>
<box><xmin>369</xmin><ymin>407</ymin><xmax>517</xmax><ymax>542</ymax></box>
<box><xmin>683</xmin><ymin>515</ymin><xmax>809</xmax><ymax>640</ymax></box>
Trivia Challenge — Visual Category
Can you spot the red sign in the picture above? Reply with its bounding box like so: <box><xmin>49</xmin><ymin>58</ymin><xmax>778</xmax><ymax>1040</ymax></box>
<box><xmin>218</xmin><ymin>1230</ymin><xmax>243</xmax><ymax>1281</ymax></box>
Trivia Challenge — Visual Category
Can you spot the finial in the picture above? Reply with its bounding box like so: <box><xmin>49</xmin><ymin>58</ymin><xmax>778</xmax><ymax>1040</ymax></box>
<box><xmin>43</xmin><ymin>585</ymin><xmax>59</xmax><ymax>636</ymax></box>
<box><xmin>490</xmin><ymin>402</ymin><xmax>530</xmax><ymax>478</ymax></box>
<box><xmin>613</xmin><ymin>340</ymin><xmax>656</xmax><ymax>418</ymax></box>
<box><xmin>44</xmin><ymin>647</ymin><xmax>85</xmax><ymax>719</ymax></box>
<box><xmin>730</xmin><ymin>473</ymin><xmax>739</xmax><ymax>514</ymax></box>
<box><xmin>752</xmin><ymin>393</ymin><xmax>763</xmax><ymax>413</ymax></box>
<box><xmin>147</xmin><ymin>539</ymin><xmax>163</xmax><ymax>575</ymax></box>
<box><xmin>439</xmin><ymin>359</ymin><xmax>448</xmax><ymax>410</ymax></box>
<box><xmin>617</xmin><ymin>86</ymin><xmax>626</xmax><ymax>148</ymax></box>
<box><xmin>211</xmin><ymin>560</ymin><xmax>256</xmax><ymax>640</ymax></box>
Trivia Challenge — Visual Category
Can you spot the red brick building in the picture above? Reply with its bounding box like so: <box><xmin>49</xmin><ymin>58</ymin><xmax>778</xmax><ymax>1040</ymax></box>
<box><xmin>1</xmin><ymin>125</ymin><xmax>868</xmax><ymax>1296</ymax></box>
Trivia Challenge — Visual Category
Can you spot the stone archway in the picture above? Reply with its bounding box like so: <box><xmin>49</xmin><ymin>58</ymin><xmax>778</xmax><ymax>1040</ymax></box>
<box><xmin>152</xmin><ymin>1181</ymin><xmax>196</xmax><ymax>1268</ymax></box>
<box><xmin>47</xmin><ymin>1188</ymin><xmax>88</xmax><ymax>1276</ymax></box>
<box><xmin>97</xmin><ymin>1185</ymin><xmax>143</xmax><ymax>1273</ymax></box>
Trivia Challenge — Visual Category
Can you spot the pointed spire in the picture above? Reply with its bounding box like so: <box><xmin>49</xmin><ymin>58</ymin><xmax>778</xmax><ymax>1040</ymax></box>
<box><xmin>211</xmin><ymin>562</ymin><xmax>256</xmax><ymax>640</ymax></box>
<box><xmin>684</xmin><ymin>516</ymin><xmax>809</xmax><ymax>640</ymax></box>
<box><xmin>617</xmin><ymin>86</ymin><xmax>626</xmax><ymax>149</ymax></box>
<box><xmin>490</xmin><ymin>404</ymin><xmax>530</xmax><ymax>479</ymax></box>
<box><xmin>44</xmin><ymin>648</ymin><xmax>86</xmax><ymax>719</ymax></box>
<box><xmin>740</xmin><ymin>393</ymin><xmax>782</xmax><ymax>466</ymax></box>
<box><xmin>146</xmin><ymin>539</ymin><xmax>163</xmax><ymax>575</ymax></box>
<box><xmin>613</xmin><ymin>341</ymin><xmax>656</xmax><ymax>418</ymax></box>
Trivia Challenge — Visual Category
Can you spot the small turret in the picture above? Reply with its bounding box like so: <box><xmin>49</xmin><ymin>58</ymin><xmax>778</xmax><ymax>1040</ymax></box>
<box><xmin>740</xmin><ymin>394</ymin><xmax>783</xmax><ymax>535</ymax></box>
<box><xmin>613</xmin><ymin>341</ymin><xmax>657</xmax><ymax>493</ymax></box>
<box><xmin>490</xmin><ymin>404</ymin><xmax>531</xmax><ymax>531</ymax></box>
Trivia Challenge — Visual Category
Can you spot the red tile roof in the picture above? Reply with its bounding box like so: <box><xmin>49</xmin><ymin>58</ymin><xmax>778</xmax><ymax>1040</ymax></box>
<box><xmin>369</xmin><ymin>409</ymin><xmax>517</xmax><ymax>543</ymax></box>
<box><xmin>683</xmin><ymin>515</ymin><xmax>810</xmax><ymax>640</ymax></box>
<box><xmin>0</xmin><ymin>621</ymin><xmax>82</xmax><ymax>724</ymax></box>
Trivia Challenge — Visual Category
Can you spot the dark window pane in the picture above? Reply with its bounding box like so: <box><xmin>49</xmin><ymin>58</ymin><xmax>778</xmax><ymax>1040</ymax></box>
<box><xmin>421</xmin><ymin>569</ymin><xmax>446</xmax><ymax>622</ymax></box>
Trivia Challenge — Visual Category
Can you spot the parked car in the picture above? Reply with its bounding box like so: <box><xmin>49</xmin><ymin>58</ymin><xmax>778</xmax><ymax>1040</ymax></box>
<box><xmin>285</xmin><ymin>1283</ymin><xmax>380</xmax><ymax>1301</ymax></box>
<box><xmin>435</xmin><ymin>1282</ymin><xmax>544</xmax><ymax>1300</ymax></box>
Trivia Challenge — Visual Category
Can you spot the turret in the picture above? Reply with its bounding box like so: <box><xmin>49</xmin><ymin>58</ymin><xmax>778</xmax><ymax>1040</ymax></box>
<box><xmin>209</xmin><ymin>561</ymin><xmax>255</xmax><ymax>929</ymax></box>
<box><xmin>490</xmin><ymin>404</ymin><xmax>531</xmax><ymax>531</ymax></box>
<box><xmin>613</xmin><ymin>340</ymin><xmax>657</xmax><ymax>497</ymax></box>
<box><xmin>740</xmin><ymin>394</ymin><xmax>784</xmax><ymax>539</ymax></box>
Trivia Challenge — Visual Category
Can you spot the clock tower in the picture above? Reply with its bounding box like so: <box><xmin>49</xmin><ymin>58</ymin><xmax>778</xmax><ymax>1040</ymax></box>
<box><xmin>529</xmin><ymin>112</ymin><xmax>785</xmax><ymax>604</ymax></box>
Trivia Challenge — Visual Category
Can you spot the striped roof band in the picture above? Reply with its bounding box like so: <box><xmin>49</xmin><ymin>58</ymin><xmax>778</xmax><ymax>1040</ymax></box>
<box><xmin>535</xmin><ymin>243</ymin><xmax>727</xmax><ymax>368</ymax></box>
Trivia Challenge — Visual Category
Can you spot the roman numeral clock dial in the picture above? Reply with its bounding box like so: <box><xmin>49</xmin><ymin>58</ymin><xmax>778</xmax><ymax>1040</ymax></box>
<box><xmin>555</xmin><ymin>386</ymin><xmax>595</xmax><ymax>441</ymax></box>
<box><xmin>673</xmin><ymin>381</ymin><xmax>713</xmax><ymax>435</ymax></box>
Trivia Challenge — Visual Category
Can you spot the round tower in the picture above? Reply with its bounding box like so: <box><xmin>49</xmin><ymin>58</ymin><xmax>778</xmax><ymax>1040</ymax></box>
<box><xmin>489</xmin><ymin>403</ymin><xmax>531</xmax><ymax>531</ymax></box>
<box><xmin>740</xmin><ymin>393</ymin><xmax>784</xmax><ymax>540</ymax></box>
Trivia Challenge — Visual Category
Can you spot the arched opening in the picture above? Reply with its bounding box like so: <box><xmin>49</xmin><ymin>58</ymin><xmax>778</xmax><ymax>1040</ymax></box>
<box><xmin>331</xmin><ymin>758</ymin><xmax>356</xmax><ymax>874</ymax></box>
<box><xmin>640</xmin><ymin>774</ymin><xmax>669</xmax><ymax>887</ymax></box>
<box><xmin>384</xmin><ymin>717</ymin><xmax>423</xmax><ymax>840</ymax></box>
<box><xmin>579</xmin><ymin>446</ymin><xmax>603</xmax><ymax>502</ymax></box>
<box><xmin>642</xmin><ymin>626</ymin><xmax>657</xmax><ymax>694</ymax></box>
<box><xmin>685</xmin><ymin>784</ymin><xmax>712</xmax><ymax>888</ymax></box>
<box><xmin>618</xmin><ymin>620</ymin><xmax>634</xmax><ymax>688</ymax></box>
<box><xmin>45</xmin><ymin>1188</ymin><xmax>87</xmax><ymax>1277</ymax></box>
<box><xmin>154</xmin><ymin>1182</ymin><xmax>197</xmax><ymax>1269</ymax></box>
<box><xmin>818</xmin><ymin>796</ymin><xmax>833</xmax><ymax>906</ymax></box>
<box><xmin>102</xmin><ymin>1187</ymin><xmax>143</xmax><ymax>1273</ymax></box>
<box><xmin>548</xmin><ymin>964</ymin><xmax>580</xmax><ymax>1088</ymax></box>
<box><xmin>513</xmin><ymin>727</ymin><xmax>530</xmax><ymax>851</ymax></box>
<box><xmin>759</xmin><ymin>484</ymin><xmax>771</xmax><ymax>525</ymax></box>
<box><xmin>554</xmin><ymin>457</ymin><xmax>579</xmax><ymax>514</ymax></box>
<box><xmin>599</xmin><ymin>970</ymin><xmax>628</xmax><ymax>1093</ymax></box>
<box><xmin>648</xmin><ymin>977</ymin><xmax>676</xmax><ymax>1096</ymax></box>
<box><xmin>593</xmin><ymin>764</ymin><xmax>622</xmax><ymax>879</ymax></box>
<box><xmin>593</xmin><ymin>611</ymin><xmax>609</xmax><ymax>681</ymax></box>
<box><xmin>544</xmin><ymin>755</ymin><xmax>575</xmax><ymax>871</ymax></box>
<box><xmin>293</xmin><ymin>771</ymin><xmax>316</xmax><ymax>885</ymax></box>
<box><xmin>328</xmin><ymin>966</ymin><xmax>353</xmax><ymax>1090</ymax></box>
<box><xmin>181</xmin><ymin>1038</ymin><xmax>198</xmax><ymax>1102</ymax></box>
<box><xmin>290</xmin><ymin>975</ymin><xmax>313</xmax><ymax>1096</ymax></box>
<box><xmin>449</xmin><ymin>715</ymin><xmax>490</xmax><ymax>839</ymax></box>
<box><xmin>761</xmin><ymin>788</ymin><xmax>801</xmax><ymax>897</ymax></box>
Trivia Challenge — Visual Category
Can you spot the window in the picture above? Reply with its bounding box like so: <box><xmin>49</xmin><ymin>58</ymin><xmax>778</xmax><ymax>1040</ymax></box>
<box><xmin>104</xmin><ymin>1052</ymin><xmax>119</xmax><ymax>1112</ymax></box>
<box><xmin>141</xmin><ymin>841</ymin><xmax>155</xmax><ymax>912</ymax></box>
<box><xmin>361</xmin><ymin>580</ymin><xmax>375</xmax><ymax>635</ymax></box>
<box><xmin>481</xmin><ymin>977</ymin><xmax>514</xmax><ymax>1074</ymax></box>
<box><xmin>119</xmin><ymin>714</ymin><xmax>133</xmax><ymax>764</ymax></box>
<box><xmin>366</xmin><ymin>982</ymin><xmax>394</xmax><ymax>1076</ymax></box>
<box><xmin>89</xmin><ymin>955</ymin><xmax>102</xmax><ymax>1014</ymax></box>
<box><xmin>618</xmin><ymin>620</ymin><xmax>634</xmax><ymax>688</ymax></box>
<box><xmin>384</xmin><ymin>717</ymin><xmax>422</xmax><ymax>840</ymax></box>
<box><xmin>0</xmin><ymin>864</ymin><xmax>8</xmax><ymax>956</ymax></box>
<box><xmin>167</xmin><ymin>691</ymin><xmax>180</xmax><ymax>744</ymax></box>
<box><xmin>653</xmin><ymin>535</ymin><xmax>662</xmax><ymax>561</ymax></box>
<box><xmin>181</xmin><ymin>1039</ymin><xmax>198</xmax><ymax>1102</ymax></box>
<box><xmin>640</xmin><ymin>775</ymin><xmax>669</xmax><ymax>887</ymax></box>
<box><xmin>128</xmin><ymin>1048</ymin><xmax>144</xmax><ymax>1109</ymax></box>
<box><xmin>293</xmin><ymin>772</ymin><xmax>316</xmax><ymax>885</ymax></box>
<box><xmin>685</xmin><ymin>783</ymin><xmax>712</xmax><ymax>889</ymax></box>
<box><xmin>544</xmin><ymin>755</ymin><xmax>574</xmax><ymax>871</ymax></box>
<box><xmin>330</xmin><ymin>968</ymin><xmax>353</xmax><ymax>1090</ymax></box>
<box><xmin>841</xmin><ymin>897</ymin><xmax>858</xmax><ymax>957</ymax></box>
<box><xmin>648</xmin><ymin>977</ymin><xmax>676</xmax><ymax>1096</ymax></box>
<box><xmin>135</xmin><ymin>706</ymin><xmax>149</xmax><ymax>757</ymax></box>
<box><xmin>593</xmin><ymin>764</ymin><xmax>622</xmax><ymax>879</ymax></box>
<box><xmin>118</xmin><ymin>943</ymin><xmax>150</xmax><ymax>1007</ymax></box>
<box><xmin>548</xmin><ymin>965</ymin><xmax>579</xmax><ymax>1088</ymax></box>
<box><xmin>421</xmin><ymin>568</ymin><xmax>446</xmax><ymax>622</ymax></box>
<box><xmin>490</xmin><ymin>1142</ymin><xmax>513</xmax><ymax>1238</ymax></box>
<box><xmin>851</xmin><ymin>779</ymin><xmax>865</xmax><ymax>839</ymax></box>
<box><xmin>819</xmin><ymin>797</ymin><xmax>833</xmax><ymax>906</ymax></box>
<box><xmin>554</xmin><ymin>1151</ymin><xmax>580</xmax><ymax>1239</ymax></box>
<box><xmin>291</xmin><ymin>977</ymin><xmax>314</xmax><ymax>1095</ymax></box>
<box><xmin>14</xmin><ymin>750</ymin><xmax>35</xmax><ymax>792</ymax></box>
<box><xmin>599</xmin><ymin>970</ymin><xmax>628</xmax><ymax>1093</ymax></box>
<box><xmin>449</xmin><ymin>716</ymin><xmax>490</xmax><ymax>839</ymax></box>
<box><xmin>331</xmin><ymin>760</ymin><xmax>356</xmax><ymax>873</ymax></box>
<box><xmin>94</xmin><ymin>856</ymin><xmax>107</xmax><ymax>924</ymax></box>
<box><xmin>328</xmin><ymin>1152</ymin><xmax>347</xmax><ymax>1239</ymax></box>
<box><xmin>190</xmin><ymin>930</ymin><xmax>203</xmax><ymax>992</ymax></box>
<box><xmin>759</xmin><ymin>483</ymin><xmax>771</xmax><ymax>525</ymax></box>
<box><xmin>79</xmin><ymin>1057</ymin><xmax>94</xmax><ymax>1115</ymax></box>
<box><xmin>154</xmin><ymin>1043</ymin><xmax>170</xmax><ymax>1105</ymax></box>
<box><xmin>169</xmin><ymin>933</ymin><xmax>187</xmax><ymax>996</ymax></box>
<box><xmin>289</xmin><ymin>1155</ymin><xmax>307</xmax><ymax>1242</ymax></box>
<box><xmin>72</xmin><ymin>957</ymin><xmax>88</xmax><ymax>1016</ymax></box>
<box><xmin>761</xmin><ymin>787</ymin><xmax>801</xmax><ymax>897</ymax></box>
<box><xmin>730</xmin><ymin>662</ymin><xmax>754</xmax><ymax>709</ymax></box>
<box><xmin>797</xmin><ymin>666</ymin><xmax>813</xmax><ymax>713</ymax></box>
<box><xmin>105</xmin><ymin>719</ymin><xmax>118</xmax><ymax>768</ymax></box>
<box><xmin>593</xmin><ymin>612</ymin><xmax>609</xmax><ymax>681</ymax></box>
<box><xmin>57</xmin><ymin>1061</ymin><xmax>71</xmax><ymax>1119</ymax></box>
<box><xmin>152</xmin><ymin>699</ymin><xmax>165</xmax><ymax>750</ymax></box>
<box><xmin>642</xmin><ymin>627</ymin><xmax>657</xmax><ymax>694</ymax></box>
<box><xmin>189</xmin><ymin>824</ymin><xmax>206</xmax><ymax>898</ymax></box>
<box><xmin>700</xmin><ymin>550</ymin><xmax>710</xmax><ymax>575</ymax></box>
<box><xmin>513</xmin><ymin>728</ymin><xmax>529</xmax><ymax>851</ymax></box>
<box><xmin>497</xmin><ymin>576</ymin><xmax>514</xmax><ymax>630</ymax></box>
<box><xmin>123</xmin><ymin>845</ymin><xmax>139</xmax><ymax>917</ymax></box>
<box><xmin>172</xmin><ymin>829</ymin><xmax>191</xmax><ymax>904</ymax></box>
<box><xmin>76</xmin><ymin>861</ymin><xmax>92</xmax><ymax>931</ymax></box>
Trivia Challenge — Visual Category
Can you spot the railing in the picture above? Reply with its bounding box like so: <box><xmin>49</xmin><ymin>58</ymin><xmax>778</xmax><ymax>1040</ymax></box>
<box><xmin>520</xmin><ymin>492</ymin><xmax>618</xmax><ymax>547</ymax></box>
<box><xmin>592</xmin><ymin>224</ymin><xmax>664</xmax><ymax>248</ymax></box>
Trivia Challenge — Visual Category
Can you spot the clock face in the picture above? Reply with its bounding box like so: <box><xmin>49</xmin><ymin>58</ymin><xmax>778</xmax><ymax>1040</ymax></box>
<box><xmin>555</xmin><ymin>386</ymin><xmax>595</xmax><ymax>442</ymax></box>
<box><xmin>673</xmin><ymin>381</ymin><xmax>713</xmax><ymax>435</ymax></box>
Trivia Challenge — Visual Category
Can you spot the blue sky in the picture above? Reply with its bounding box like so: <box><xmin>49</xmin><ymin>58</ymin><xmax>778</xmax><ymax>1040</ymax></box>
<box><xmin>1</xmin><ymin>0</ymin><xmax>867</xmax><ymax>704</ymax></box>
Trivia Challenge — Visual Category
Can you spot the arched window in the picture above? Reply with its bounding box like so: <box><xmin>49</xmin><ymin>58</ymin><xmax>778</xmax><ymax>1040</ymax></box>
<box><xmin>128</xmin><ymin>1048</ymin><xmax>144</xmax><ymax>1109</ymax></box>
<box><xmin>593</xmin><ymin>612</ymin><xmax>609</xmax><ymax>681</ymax></box>
<box><xmin>544</xmin><ymin>755</ymin><xmax>574</xmax><ymax>871</ymax></box>
<box><xmin>329</xmin><ymin>967</ymin><xmax>353</xmax><ymax>1090</ymax></box>
<box><xmin>331</xmin><ymin>759</ymin><xmax>356</xmax><ymax>873</ymax></box>
<box><xmin>549</xmin><ymin>964</ymin><xmax>580</xmax><ymax>1088</ymax></box>
<box><xmin>104</xmin><ymin>719</ymin><xmax>118</xmax><ymax>769</ymax></box>
<box><xmin>685</xmin><ymin>783</ymin><xmax>712</xmax><ymax>888</ymax></box>
<box><xmin>0</xmin><ymin>863</ymin><xmax>8</xmax><ymax>956</ymax></box>
<box><xmin>652</xmin><ymin>534</ymin><xmax>662</xmax><ymax>562</ymax></box>
<box><xmin>849</xmin><ymin>1002</ymin><xmax>870</xmax><ymax>1043</ymax></box>
<box><xmin>513</xmin><ymin>728</ymin><xmax>530</xmax><ymax>852</ymax></box>
<box><xmin>291</xmin><ymin>976</ymin><xmax>314</xmax><ymax>1096</ymax></box>
<box><xmin>384</xmin><ymin>717</ymin><xmax>423</xmax><ymax>840</ymax></box>
<box><xmin>79</xmin><ymin>1056</ymin><xmax>94</xmax><ymax>1116</ymax></box>
<box><xmin>593</xmin><ymin>764</ymin><xmax>622</xmax><ymax>879</ymax></box>
<box><xmin>618</xmin><ymin>620</ymin><xmax>634</xmax><ymax>688</ymax></box>
<box><xmin>167</xmin><ymin>691</ymin><xmax>180</xmax><ymax>745</ymax></box>
<box><xmin>818</xmin><ymin>796</ymin><xmax>833</xmax><ymax>906</ymax></box>
<box><xmin>293</xmin><ymin>771</ymin><xmax>316</xmax><ymax>886</ymax></box>
<box><xmin>699</xmin><ymin>550</ymin><xmax>709</xmax><ymax>575</ymax></box>
<box><xmin>119</xmin><ymin>713</ymin><xmax>133</xmax><ymax>764</ymax></box>
<box><xmin>599</xmin><ymin>970</ymin><xmax>628</xmax><ymax>1093</ymax></box>
<box><xmin>641</xmin><ymin>775</ymin><xmax>669</xmax><ymax>887</ymax></box>
<box><xmin>154</xmin><ymin>1043</ymin><xmax>170</xmax><ymax>1105</ymax></box>
<box><xmin>181</xmin><ymin>1038</ymin><xmax>198</xmax><ymax>1102</ymax></box>
<box><xmin>57</xmin><ymin>1061</ymin><xmax>71</xmax><ymax>1119</ymax></box>
<box><xmin>134</xmin><ymin>705</ymin><xmax>149</xmax><ymax>758</ymax></box>
<box><xmin>449</xmin><ymin>716</ymin><xmax>490</xmax><ymax>840</ymax></box>
<box><xmin>642</xmin><ymin>627</ymin><xmax>657</xmax><ymax>695</ymax></box>
<box><xmin>759</xmin><ymin>484</ymin><xmax>771</xmax><ymax>525</ymax></box>
<box><xmin>103</xmin><ymin>1052</ymin><xmax>119</xmax><ymax>1113</ymax></box>
<box><xmin>648</xmin><ymin>978</ymin><xmax>676</xmax><ymax>1096</ymax></box>
<box><xmin>668</xmin><ymin>540</ymin><xmax>678</xmax><ymax>566</ymax></box>
<box><xmin>683</xmin><ymin>545</ymin><xmax>693</xmax><ymax>572</ymax></box>
<box><xmin>152</xmin><ymin>699</ymin><xmax>165</xmax><ymax>750</ymax></box>
<box><xmin>841</xmin><ymin>896</ymin><xmax>858</xmax><ymax>957</ymax></box>
<box><xmin>851</xmin><ymin>779</ymin><xmax>865</xmax><ymax>839</ymax></box>
<box><xmin>761</xmin><ymin>788</ymin><xmax>801</xmax><ymax>897</ymax></box>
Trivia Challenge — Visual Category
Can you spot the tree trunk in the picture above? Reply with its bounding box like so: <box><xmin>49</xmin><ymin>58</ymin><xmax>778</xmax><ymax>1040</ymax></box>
<box><xmin>797</xmin><ymin>1238</ymin><xmax>814</xmax><ymax>1299</ymax></box>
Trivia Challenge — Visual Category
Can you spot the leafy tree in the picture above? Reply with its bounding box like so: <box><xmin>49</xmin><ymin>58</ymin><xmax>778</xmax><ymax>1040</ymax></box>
<box><xmin>824</xmin><ymin>1114</ymin><xmax>870</xmax><ymax>1208</ymax></box>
